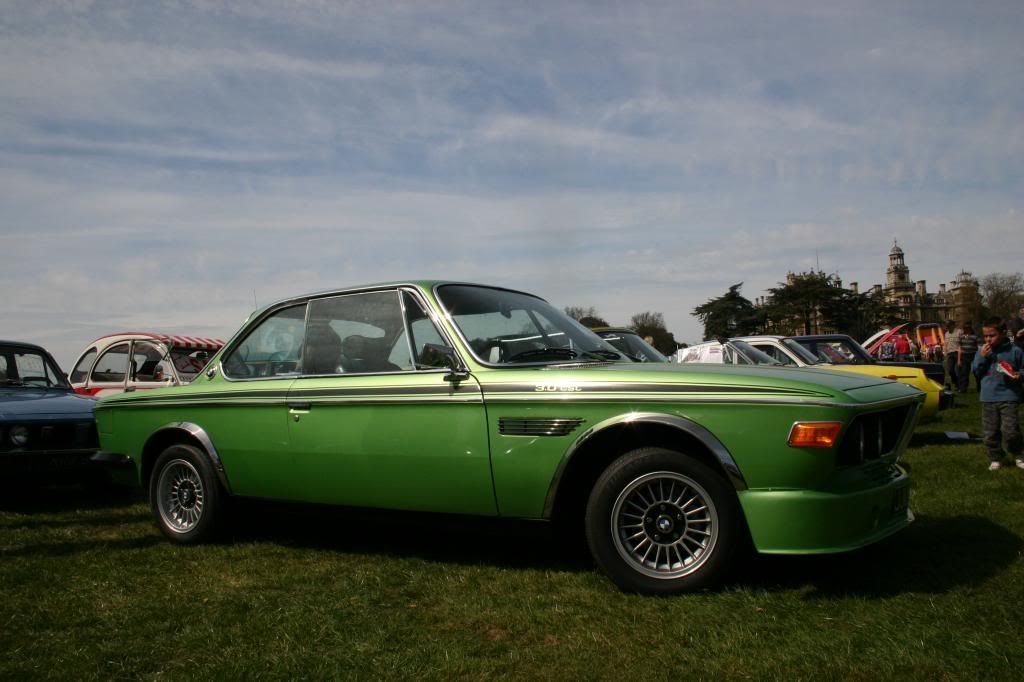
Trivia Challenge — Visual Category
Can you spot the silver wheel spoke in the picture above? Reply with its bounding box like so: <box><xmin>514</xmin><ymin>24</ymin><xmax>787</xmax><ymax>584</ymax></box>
<box><xmin>610</xmin><ymin>470</ymin><xmax>720</xmax><ymax>580</ymax></box>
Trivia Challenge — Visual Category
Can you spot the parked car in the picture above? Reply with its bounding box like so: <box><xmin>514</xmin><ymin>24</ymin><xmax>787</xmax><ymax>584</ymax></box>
<box><xmin>70</xmin><ymin>333</ymin><xmax>224</xmax><ymax>397</ymax></box>
<box><xmin>591</xmin><ymin>327</ymin><xmax>669</xmax><ymax>363</ymax></box>
<box><xmin>94</xmin><ymin>281</ymin><xmax>922</xmax><ymax>594</ymax></box>
<box><xmin>677</xmin><ymin>340</ymin><xmax>782</xmax><ymax>366</ymax></box>
<box><xmin>791</xmin><ymin>334</ymin><xmax>947</xmax><ymax>389</ymax></box>
<box><xmin>1</xmin><ymin>340</ymin><xmax>100</xmax><ymax>481</ymax></box>
<box><xmin>736</xmin><ymin>335</ymin><xmax>946</xmax><ymax>420</ymax></box>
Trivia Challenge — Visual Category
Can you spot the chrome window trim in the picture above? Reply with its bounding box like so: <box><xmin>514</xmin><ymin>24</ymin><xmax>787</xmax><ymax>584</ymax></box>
<box><xmin>219</xmin><ymin>284</ymin><xmax>470</xmax><ymax>383</ymax></box>
<box><xmin>397</xmin><ymin>286</ymin><xmax>467</xmax><ymax>373</ymax></box>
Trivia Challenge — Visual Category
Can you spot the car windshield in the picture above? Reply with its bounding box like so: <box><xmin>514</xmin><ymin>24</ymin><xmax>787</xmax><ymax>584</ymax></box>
<box><xmin>730</xmin><ymin>341</ymin><xmax>782</xmax><ymax>366</ymax></box>
<box><xmin>782</xmin><ymin>338</ymin><xmax>822</xmax><ymax>365</ymax></box>
<box><xmin>794</xmin><ymin>338</ymin><xmax>871</xmax><ymax>365</ymax></box>
<box><xmin>0</xmin><ymin>346</ymin><xmax>70</xmax><ymax>389</ymax></box>
<box><xmin>598</xmin><ymin>331</ymin><xmax>668</xmax><ymax>363</ymax></box>
<box><xmin>436</xmin><ymin>285</ymin><xmax>628</xmax><ymax>365</ymax></box>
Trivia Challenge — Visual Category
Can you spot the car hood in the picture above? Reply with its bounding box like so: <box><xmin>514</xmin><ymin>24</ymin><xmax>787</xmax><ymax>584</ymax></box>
<box><xmin>0</xmin><ymin>388</ymin><xmax>97</xmax><ymax>420</ymax></box>
<box><xmin>482</xmin><ymin>360</ymin><xmax>914</xmax><ymax>403</ymax></box>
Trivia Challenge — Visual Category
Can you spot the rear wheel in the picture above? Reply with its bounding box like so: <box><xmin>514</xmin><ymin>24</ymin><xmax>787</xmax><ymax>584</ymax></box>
<box><xmin>585</xmin><ymin>447</ymin><xmax>742</xmax><ymax>594</ymax></box>
<box><xmin>149</xmin><ymin>444</ymin><xmax>224</xmax><ymax>543</ymax></box>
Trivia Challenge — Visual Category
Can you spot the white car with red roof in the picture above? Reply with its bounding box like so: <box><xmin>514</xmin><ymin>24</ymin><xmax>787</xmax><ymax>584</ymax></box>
<box><xmin>69</xmin><ymin>332</ymin><xmax>224</xmax><ymax>397</ymax></box>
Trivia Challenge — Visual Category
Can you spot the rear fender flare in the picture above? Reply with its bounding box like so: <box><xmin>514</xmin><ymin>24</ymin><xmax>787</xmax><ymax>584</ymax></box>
<box><xmin>145</xmin><ymin>422</ymin><xmax>231</xmax><ymax>494</ymax></box>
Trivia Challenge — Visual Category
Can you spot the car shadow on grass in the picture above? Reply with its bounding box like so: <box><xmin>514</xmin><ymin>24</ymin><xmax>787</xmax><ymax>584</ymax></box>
<box><xmin>738</xmin><ymin>513</ymin><xmax>1022</xmax><ymax>597</ymax></box>
<box><xmin>0</xmin><ymin>482</ymin><xmax>144</xmax><ymax>514</ymax></box>
<box><xmin>1</xmin><ymin>534</ymin><xmax>163</xmax><ymax>560</ymax></box>
<box><xmin>228</xmin><ymin>500</ymin><xmax>593</xmax><ymax>574</ymax></box>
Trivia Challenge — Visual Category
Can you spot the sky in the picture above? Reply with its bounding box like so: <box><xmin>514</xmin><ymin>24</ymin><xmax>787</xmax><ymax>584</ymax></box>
<box><xmin>2</xmin><ymin>0</ymin><xmax>1023</xmax><ymax>367</ymax></box>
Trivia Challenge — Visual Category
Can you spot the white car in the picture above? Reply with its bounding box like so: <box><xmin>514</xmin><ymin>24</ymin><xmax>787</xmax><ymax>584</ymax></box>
<box><xmin>676</xmin><ymin>340</ymin><xmax>781</xmax><ymax>365</ymax></box>
<box><xmin>69</xmin><ymin>333</ymin><xmax>223</xmax><ymax>397</ymax></box>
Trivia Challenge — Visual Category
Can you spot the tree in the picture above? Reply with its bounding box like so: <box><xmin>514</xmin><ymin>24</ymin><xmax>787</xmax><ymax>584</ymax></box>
<box><xmin>764</xmin><ymin>271</ymin><xmax>845</xmax><ymax>335</ymax></box>
<box><xmin>820</xmin><ymin>288</ymin><xmax>901</xmax><ymax>342</ymax></box>
<box><xmin>564</xmin><ymin>305</ymin><xmax>608</xmax><ymax>328</ymax></box>
<box><xmin>691</xmin><ymin>283</ymin><xmax>758</xmax><ymax>340</ymax></box>
<box><xmin>979</xmin><ymin>272</ymin><xmax>1024</xmax><ymax>320</ymax></box>
<box><xmin>629</xmin><ymin>311</ymin><xmax>678</xmax><ymax>355</ymax></box>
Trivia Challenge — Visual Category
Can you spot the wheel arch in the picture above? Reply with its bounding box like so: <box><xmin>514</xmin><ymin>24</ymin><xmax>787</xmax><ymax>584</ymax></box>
<box><xmin>543</xmin><ymin>413</ymin><xmax>746</xmax><ymax>523</ymax></box>
<box><xmin>141</xmin><ymin>422</ymin><xmax>232</xmax><ymax>494</ymax></box>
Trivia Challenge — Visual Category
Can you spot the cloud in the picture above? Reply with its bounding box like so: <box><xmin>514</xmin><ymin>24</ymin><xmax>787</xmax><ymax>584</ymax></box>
<box><xmin>2</xmin><ymin>1</ymin><xmax>1023</xmax><ymax>361</ymax></box>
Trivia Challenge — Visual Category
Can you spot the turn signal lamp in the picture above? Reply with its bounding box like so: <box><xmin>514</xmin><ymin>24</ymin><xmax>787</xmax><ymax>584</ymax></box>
<box><xmin>787</xmin><ymin>422</ymin><xmax>842</xmax><ymax>448</ymax></box>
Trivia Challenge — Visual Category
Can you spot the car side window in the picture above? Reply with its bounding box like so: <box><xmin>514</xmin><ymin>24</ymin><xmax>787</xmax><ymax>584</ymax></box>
<box><xmin>389</xmin><ymin>290</ymin><xmax>448</xmax><ymax>369</ymax></box>
<box><xmin>223</xmin><ymin>304</ymin><xmax>308</xmax><ymax>379</ymax></box>
<box><xmin>132</xmin><ymin>341</ymin><xmax>171</xmax><ymax>382</ymax></box>
<box><xmin>70</xmin><ymin>348</ymin><xmax>96</xmax><ymax>383</ymax></box>
<box><xmin>303</xmin><ymin>290</ymin><xmax>410</xmax><ymax>376</ymax></box>
<box><xmin>93</xmin><ymin>343</ymin><xmax>130</xmax><ymax>382</ymax></box>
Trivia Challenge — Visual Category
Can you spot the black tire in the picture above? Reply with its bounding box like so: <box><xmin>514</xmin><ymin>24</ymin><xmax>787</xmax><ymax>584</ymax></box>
<box><xmin>585</xmin><ymin>447</ymin><xmax>742</xmax><ymax>594</ymax></box>
<box><xmin>149</xmin><ymin>443</ymin><xmax>225</xmax><ymax>543</ymax></box>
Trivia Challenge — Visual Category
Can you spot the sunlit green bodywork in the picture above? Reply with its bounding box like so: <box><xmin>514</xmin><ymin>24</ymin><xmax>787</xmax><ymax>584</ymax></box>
<box><xmin>95</xmin><ymin>281</ymin><xmax>923</xmax><ymax>554</ymax></box>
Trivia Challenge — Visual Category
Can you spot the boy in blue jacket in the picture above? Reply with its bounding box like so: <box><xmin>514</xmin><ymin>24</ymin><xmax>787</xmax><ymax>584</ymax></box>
<box><xmin>973</xmin><ymin>317</ymin><xmax>1024</xmax><ymax>470</ymax></box>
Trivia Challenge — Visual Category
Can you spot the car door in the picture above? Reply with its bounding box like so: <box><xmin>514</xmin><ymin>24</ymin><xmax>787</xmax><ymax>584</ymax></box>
<box><xmin>128</xmin><ymin>340</ymin><xmax>174</xmax><ymax>391</ymax></box>
<box><xmin>197</xmin><ymin>303</ymin><xmax>306</xmax><ymax>499</ymax></box>
<box><xmin>286</xmin><ymin>288</ymin><xmax>494</xmax><ymax>515</ymax></box>
<box><xmin>85</xmin><ymin>342</ymin><xmax>130</xmax><ymax>396</ymax></box>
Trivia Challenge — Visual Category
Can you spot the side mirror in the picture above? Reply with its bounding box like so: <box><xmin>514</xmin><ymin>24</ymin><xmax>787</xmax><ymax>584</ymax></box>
<box><xmin>422</xmin><ymin>344</ymin><xmax>470</xmax><ymax>383</ymax></box>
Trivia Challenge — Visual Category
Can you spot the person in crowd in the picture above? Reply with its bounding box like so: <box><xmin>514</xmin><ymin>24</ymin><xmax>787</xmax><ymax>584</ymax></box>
<box><xmin>972</xmin><ymin>317</ymin><xmax>1024</xmax><ymax>471</ymax></box>
<box><xmin>958</xmin><ymin>322</ymin><xmax>979</xmax><ymax>393</ymax></box>
<box><xmin>1007</xmin><ymin>305</ymin><xmax>1024</xmax><ymax>351</ymax></box>
<box><xmin>907</xmin><ymin>337</ymin><xmax>918</xmax><ymax>360</ymax></box>
<box><xmin>943</xmin><ymin>319</ymin><xmax>962</xmax><ymax>390</ymax></box>
<box><xmin>894</xmin><ymin>333</ymin><xmax>912</xmax><ymax>362</ymax></box>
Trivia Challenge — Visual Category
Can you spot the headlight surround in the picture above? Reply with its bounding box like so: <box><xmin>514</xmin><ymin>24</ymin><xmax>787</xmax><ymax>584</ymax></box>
<box><xmin>9</xmin><ymin>425</ymin><xmax>30</xmax><ymax>447</ymax></box>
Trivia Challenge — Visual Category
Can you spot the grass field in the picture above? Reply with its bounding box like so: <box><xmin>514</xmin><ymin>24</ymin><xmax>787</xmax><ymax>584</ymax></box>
<box><xmin>2</xmin><ymin>393</ymin><xmax>1023</xmax><ymax>680</ymax></box>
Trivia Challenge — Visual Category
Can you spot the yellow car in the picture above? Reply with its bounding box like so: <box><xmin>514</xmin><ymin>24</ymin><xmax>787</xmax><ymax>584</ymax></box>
<box><xmin>737</xmin><ymin>335</ymin><xmax>949</xmax><ymax>420</ymax></box>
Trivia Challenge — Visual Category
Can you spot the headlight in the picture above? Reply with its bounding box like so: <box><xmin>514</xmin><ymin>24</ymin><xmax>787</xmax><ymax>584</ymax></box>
<box><xmin>9</xmin><ymin>426</ymin><xmax>29</xmax><ymax>447</ymax></box>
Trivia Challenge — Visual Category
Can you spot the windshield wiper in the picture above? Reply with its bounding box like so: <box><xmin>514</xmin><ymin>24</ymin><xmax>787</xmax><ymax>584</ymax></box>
<box><xmin>0</xmin><ymin>379</ymin><xmax>27</xmax><ymax>386</ymax></box>
<box><xmin>579</xmin><ymin>349</ymin><xmax>626</xmax><ymax>362</ymax></box>
<box><xmin>504</xmin><ymin>347</ymin><xmax>580</xmax><ymax>363</ymax></box>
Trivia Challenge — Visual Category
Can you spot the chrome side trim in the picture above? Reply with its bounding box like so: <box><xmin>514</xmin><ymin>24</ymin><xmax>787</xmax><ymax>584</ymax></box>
<box><xmin>542</xmin><ymin>412</ymin><xmax>747</xmax><ymax>519</ymax></box>
<box><xmin>152</xmin><ymin>422</ymin><xmax>231</xmax><ymax>494</ymax></box>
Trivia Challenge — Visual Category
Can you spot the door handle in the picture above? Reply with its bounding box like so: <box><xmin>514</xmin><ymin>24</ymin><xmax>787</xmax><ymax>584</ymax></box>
<box><xmin>288</xmin><ymin>401</ymin><xmax>311</xmax><ymax>422</ymax></box>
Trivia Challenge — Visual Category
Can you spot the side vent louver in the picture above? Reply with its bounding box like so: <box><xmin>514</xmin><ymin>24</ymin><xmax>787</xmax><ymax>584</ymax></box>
<box><xmin>499</xmin><ymin>418</ymin><xmax>585</xmax><ymax>437</ymax></box>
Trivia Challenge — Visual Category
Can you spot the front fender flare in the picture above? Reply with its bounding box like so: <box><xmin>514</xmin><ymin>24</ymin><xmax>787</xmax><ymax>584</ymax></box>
<box><xmin>542</xmin><ymin>412</ymin><xmax>746</xmax><ymax>518</ymax></box>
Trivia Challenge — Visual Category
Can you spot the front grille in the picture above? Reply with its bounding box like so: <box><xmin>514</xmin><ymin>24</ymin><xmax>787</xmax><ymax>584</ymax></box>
<box><xmin>0</xmin><ymin>421</ymin><xmax>99</xmax><ymax>453</ymax></box>
<box><xmin>837</xmin><ymin>406</ymin><xmax>911</xmax><ymax>466</ymax></box>
<box><xmin>499</xmin><ymin>417</ymin><xmax>585</xmax><ymax>437</ymax></box>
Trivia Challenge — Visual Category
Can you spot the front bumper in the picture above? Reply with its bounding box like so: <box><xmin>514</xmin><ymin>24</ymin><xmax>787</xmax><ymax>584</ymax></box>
<box><xmin>738</xmin><ymin>464</ymin><xmax>913</xmax><ymax>554</ymax></box>
<box><xmin>91</xmin><ymin>451</ymin><xmax>139</xmax><ymax>487</ymax></box>
<box><xmin>0</xmin><ymin>448</ymin><xmax>100</xmax><ymax>477</ymax></box>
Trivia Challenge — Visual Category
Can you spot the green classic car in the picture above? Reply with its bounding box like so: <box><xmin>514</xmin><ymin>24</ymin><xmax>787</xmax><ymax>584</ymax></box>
<box><xmin>95</xmin><ymin>282</ymin><xmax>923</xmax><ymax>594</ymax></box>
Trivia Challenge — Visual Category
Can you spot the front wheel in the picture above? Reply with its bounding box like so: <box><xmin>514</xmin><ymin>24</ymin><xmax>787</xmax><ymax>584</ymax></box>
<box><xmin>585</xmin><ymin>447</ymin><xmax>742</xmax><ymax>594</ymax></box>
<box><xmin>149</xmin><ymin>444</ymin><xmax>225</xmax><ymax>543</ymax></box>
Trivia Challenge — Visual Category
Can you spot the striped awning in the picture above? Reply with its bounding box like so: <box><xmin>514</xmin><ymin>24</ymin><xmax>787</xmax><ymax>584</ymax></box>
<box><xmin>156</xmin><ymin>335</ymin><xmax>225</xmax><ymax>351</ymax></box>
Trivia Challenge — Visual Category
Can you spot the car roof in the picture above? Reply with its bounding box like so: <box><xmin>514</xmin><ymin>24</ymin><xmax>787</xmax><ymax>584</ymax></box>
<box><xmin>0</xmin><ymin>340</ymin><xmax>48</xmax><ymax>352</ymax></box>
<box><xmin>255</xmin><ymin>280</ymin><xmax>545</xmax><ymax>315</ymax></box>
<box><xmin>790</xmin><ymin>334</ymin><xmax>857</xmax><ymax>342</ymax></box>
<box><xmin>83</xmin><ymin>332</ymin><xmax>225</xmax><ymax>351</ymax></box>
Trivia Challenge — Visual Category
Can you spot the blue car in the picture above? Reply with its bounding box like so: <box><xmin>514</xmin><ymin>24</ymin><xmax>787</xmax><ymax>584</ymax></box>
<box><xmin>1</xmin><ymin>340</ymin><xmax>100</xmax><ymax>481</ymax></box>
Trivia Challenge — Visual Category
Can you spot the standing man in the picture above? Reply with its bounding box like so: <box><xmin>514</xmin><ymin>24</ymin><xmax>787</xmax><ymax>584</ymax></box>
<box><xmin>958</xmin><ymin>322</ymin><xmax>979</xmax><ymax>393</ymax></box>
<box><xmin>943</xmin><ymin>319</ymin><xmax>962</xmax><ymax>391</ymax></box>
